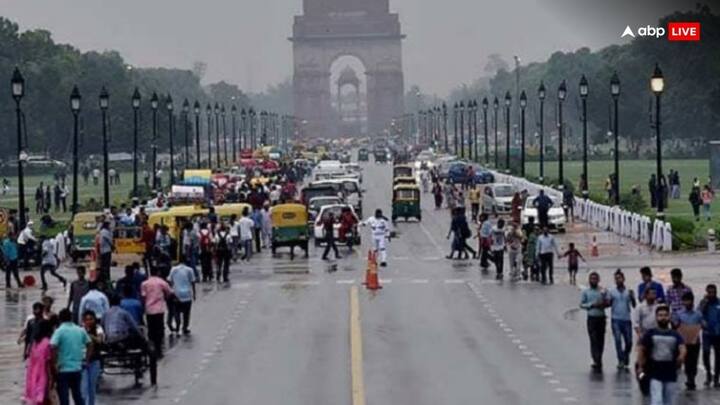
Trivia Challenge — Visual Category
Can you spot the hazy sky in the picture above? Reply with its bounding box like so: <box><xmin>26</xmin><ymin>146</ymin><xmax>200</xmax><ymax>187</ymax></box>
<box><xmin>1</xmin><ymin>0</ymin><xmax>689</xmax><ymax>96</ymax></box>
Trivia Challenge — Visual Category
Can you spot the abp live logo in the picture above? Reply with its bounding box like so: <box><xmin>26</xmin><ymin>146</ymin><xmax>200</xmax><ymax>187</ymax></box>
<box><xmin>621</xmin><ymin>22</ymin><xmax>700</xmax><ymax>41</ymax></box>
<box><xmin>667</xmin><ymin>22</ymin><xmax>701</xmax><ymax>41</ymax></box>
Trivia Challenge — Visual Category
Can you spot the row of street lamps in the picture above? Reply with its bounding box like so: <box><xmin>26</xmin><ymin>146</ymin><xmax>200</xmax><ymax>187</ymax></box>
<box><xmin>418</xmin><ymin>63</ymin><xmax>666</xmax><ymax>217</ymax></box>
<box><xmin>9</xmin><ymin>67</ymin><xmax>293</xmax><ymax>225</ymax></box>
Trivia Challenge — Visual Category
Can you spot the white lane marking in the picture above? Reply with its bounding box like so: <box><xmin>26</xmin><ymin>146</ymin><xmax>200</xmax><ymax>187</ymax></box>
<box><xmin>379</xmin><ymin>278</ymin><xmax>393</xmax><ymax>284</ymax></box>
<box><xmin>555</xmin><ymin>388</ymin><xmax>570</xmax><ymax>393</ymax></box>
<box><xmin>541</xmin><ymin>371</ymin><xmax>554</xmax><ymax>377</ymax></box>
<box><xmin>444</xmin><ymin>279</ymin><xmax>465</xmax><ymax>284</ymax></box>
<box><xmin>523</xmin><ymin>351</ymin><xmax>535</xmax><ymax>356</ymax></box>
<box><xmin>548</xmin><ymin>379</ymin><xmax>560</xmax><ymax>384</ymax></box>
<box><xmin>562</xmin><ymin>397</ymin><xmax>579</xmax><ymax>403</ymax></box>
<box><xmin>337</xmin><ymin>279</ymin><xmax>356</xmax><ymax>284</ymax></box>
<box><xmin>534</xmin><ymin>364</ymin><xmax>547</xmax><ymax>369</ymax></box>
<box><xmin>518</xmin><ymin>345</ymin><xmax>527</xmax><ymax>350</ymax></box>
<box><xmin>410</xmin><ymin>279</ymin><xmax>429</xmax><ymax>284</ymax></box>
<box><xmin>419</xmin><ymin>221</ymin><xmax>445</xmax><ymax>255</ymax></box>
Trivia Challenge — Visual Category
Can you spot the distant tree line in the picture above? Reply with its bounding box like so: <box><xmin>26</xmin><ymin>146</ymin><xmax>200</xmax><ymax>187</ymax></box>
<box><xmin>0</xmin><ymin>17</ymin><xmax>254</xmax><ymax>161</ymax></box>
<box><xmin>448</xmin><ymin>5</ymin><xmax>719</xmax><ymax>158</ymax></box>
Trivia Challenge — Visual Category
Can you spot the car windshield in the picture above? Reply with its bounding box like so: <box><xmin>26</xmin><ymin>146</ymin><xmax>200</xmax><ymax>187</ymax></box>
<box><xmin>310</xmin><ymin>198</ymin><xmax>339</xmax><ymax>211</ymax></box>
<box><xmin>321</xmin><ymin>206</ymin><xmax>346</xmax><ymax>219</ymax></box>
<box><xmin>525</xmin><ymin>196</ymin><xmax>561</xmax><ymax>208</ymax></box>
<box><xmin>494</xmin><ymin>185</ymin><xmax>515</xmax><ymax>197</ymax></box>
<box><xmin>342</xmin><ymin>181</ymin><xmax>359</xmax><ymax>194</ymax></box>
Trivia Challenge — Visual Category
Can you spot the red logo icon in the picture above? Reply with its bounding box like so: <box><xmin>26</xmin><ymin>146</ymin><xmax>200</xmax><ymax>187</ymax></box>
<box><xmin>667</xmin><ymin>22</ymin><xmax>700</xmax><ymax>41</ymax></box>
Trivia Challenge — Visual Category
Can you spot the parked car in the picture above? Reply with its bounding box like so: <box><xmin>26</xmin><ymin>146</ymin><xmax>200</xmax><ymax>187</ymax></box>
<box><xmin>482</xmin><ymin>183</ymin><xmax>516</xmax><ymax>215</ymax></box>
<box><xmin>521</xmin><ymin>195</ymin><xmax>567</xmax><ymax>232</ymax></box>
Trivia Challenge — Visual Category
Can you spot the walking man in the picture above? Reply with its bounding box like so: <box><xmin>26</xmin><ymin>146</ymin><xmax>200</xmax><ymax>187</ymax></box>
<box><xmin>141</xmin><ymin>267</ymin><xmax>173</xmax><ymax>358</ymax></box>
<box><xmin>40</xmin><ymin>236</ymin><xmax>67</xmax><ymax>291</ymax></box>
<box><xmin>51</xmin><ymin>308</ymin><xmax>92</xmax><ymax>405</ymax></box>
<box><xmin>238</xmin><ymin>208</ymin><xmax>255</xmax><ymax>261</ymax></box>
<box><xmin>665</xmin><ymin>268</ymin><xmax>692</xmax><ymax>314</ymax></box>
<box><xmin>532</xmin><ymin>190</ymin><xmax>553</xmax><ymax>229</ymax></box>
<box><xmin>168</xmin><ymin>258</ymin><xmax>196</xmax><ymax>334</ymax></box>
<box><xmin>98</xmin><ymin>222</ymin><xmax>114</xmax><ymax>283</ymax></box>
<box><xmin>608</xmin><ymin>269</ymin><xmax>635</xmax><ymax>370</ymax></box>
<box><xmin>637</xmin><ymin>305</ymin><xmax>686</xmax><ymax>405</ymax></box>
<box><xmin>672</xmin><ymin>292</ymin><xmax>703</xmax><ymax>390</ymax></box>
<box><xmin>535</xmin><ymin>227</ymin><xmax>560</xmax><ymax>284</ymax></box>
<box><xmin>699</xmin><ymin>284</ymin><xmax>720</xmax><ymax>387</ymax></box>
<box><xmin>580</xmin><ymin>272</ymin><xmax>609</xmax><ymax>372</ymax></box>
<box><xmin>2</xmin><ymin>233</ymin><xmax>22</xmax><ymax>288</ymax></box>
<box><xmin>321</xmin><ymin>212</ymin><xmax>341</xmax><ymax>260</ymax></box>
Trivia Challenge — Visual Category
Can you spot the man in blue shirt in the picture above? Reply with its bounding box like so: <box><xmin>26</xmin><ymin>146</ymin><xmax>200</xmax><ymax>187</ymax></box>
<box><xmin>673</xmin><ymin>292</ymin><xmax>703</xmax><ymax>390</ymax></box>
<box><xmin>51</xmin><ymin>308</ymin><xmax>91</xmax><ymax>405</ymax></box>
<box><xmin>699</xmin><ymin>284</ymin><xmax>720</xmax><ymax>387</ymax></box>
<box><xmin>580</xmin><ymin>272</ymin><xmax>609</xmax><ymax>372</ymax></box>
<box><xmin>609</xmin><ymin>270</ymin><xmax>636</xmax><ymax>370</ymax></box>
<box><xmin>120</xmin><ymin>284</ymin><xmax>144</xmax><ymax>325</ymax></box>
<box><xmin>638</xmin><ymin>266</ymin><xmax>666</xmax><ymax>303</ymax></box>
<box><xmin>168</xmin><ymin>259</ymin><xmax>196</xmax><ymax>335</ymax></box>
<box><xmin>1</xmin><ymin>235</ymin><xmax>22</xmax><ymax>288</ymax></box>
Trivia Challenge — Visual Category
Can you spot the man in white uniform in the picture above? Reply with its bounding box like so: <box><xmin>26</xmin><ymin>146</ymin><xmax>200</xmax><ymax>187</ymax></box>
<box><xmin>362</xmin><ymin>209</ymin><xmax>392</xmax><ymax>267</ymax></box>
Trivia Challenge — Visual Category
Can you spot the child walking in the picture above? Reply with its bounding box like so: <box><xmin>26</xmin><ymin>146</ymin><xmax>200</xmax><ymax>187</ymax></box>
<box><xmin>561</xmin><ymin>242</ymin><xmax>585</xmax><ymax>285</ymax></box>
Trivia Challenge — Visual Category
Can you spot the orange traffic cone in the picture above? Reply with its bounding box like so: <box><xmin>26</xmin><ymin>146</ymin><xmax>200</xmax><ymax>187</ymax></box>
<box><xmin>364</xmin><ymin>250</ymin><xmax>382</xmax><ymax>290</ymax></box>
<box><xmin>591</xmin><ymin>236</ymin><xmax>599</xmax><ymax>257</ymax></box>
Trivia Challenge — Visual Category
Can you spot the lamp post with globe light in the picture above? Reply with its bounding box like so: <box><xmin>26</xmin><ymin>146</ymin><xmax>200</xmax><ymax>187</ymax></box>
<box><xmin>11</xmin><ymin>68</ymin><xmax>27</xmax><ymax>226</ymax></box>
<box><xmin>610</xmin><ymin>72</ymin><xmax>621</xmax><ymax>205</ymax></box>
<box><xmin>651</xmin><ymin>64</ymin><xmax>665</xmax><ymax>218</ymax></box>
<box><xmin>70</xmin><ymin>86</ymin><xmax>81</xmax><ymax>216</ymax></box>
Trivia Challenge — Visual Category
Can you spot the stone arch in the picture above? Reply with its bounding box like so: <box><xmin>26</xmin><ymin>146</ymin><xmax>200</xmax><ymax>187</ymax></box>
<box><xmin>291</xmin><ymin>0</ymin><xmax>405</xmax><ymax>138</ymax></box>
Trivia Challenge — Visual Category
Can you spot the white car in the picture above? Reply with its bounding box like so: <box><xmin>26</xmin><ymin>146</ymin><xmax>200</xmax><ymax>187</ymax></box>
<box><xmin>521</xmin><ymin>195</ymin><xmax>567</xmax><ymax>232</ymax></box>
<box><xmin>308</xmin><ymin>196</ymin><xmax>344</xmax><ymax>222</ymax></box>
<box><xmin>482</xmin><ymin>183</ymin><xmax>516</xmax><ymax>215</ymax></box>
<box><xmin>313</xmin><ymin>204</ymin><xmax>360</xmax><ymax>246</ymax></box>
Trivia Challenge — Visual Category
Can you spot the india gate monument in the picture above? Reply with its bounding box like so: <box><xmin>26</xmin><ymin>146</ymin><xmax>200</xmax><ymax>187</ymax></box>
<box><xmin>291</xmin><ymin>0</ymin><xmax>406</xmax><ymax>138</ymax></box>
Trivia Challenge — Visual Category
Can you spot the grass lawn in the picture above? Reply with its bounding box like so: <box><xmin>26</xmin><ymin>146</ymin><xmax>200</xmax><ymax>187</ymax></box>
<box><xmin>0</xmin><ymin>170</ymin><xmax>160</xmax><ymax>223</ymax></box>
<box><xmin>522</xmin><ymin>159</ymin><xmax>718</xmax><ymax>241</ymax></box>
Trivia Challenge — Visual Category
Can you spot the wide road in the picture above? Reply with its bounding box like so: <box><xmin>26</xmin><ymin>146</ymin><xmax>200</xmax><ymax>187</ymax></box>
<box><xmin>6</xmin><ymin>160</ymin><xmax>718</xmax><ymax>404</ymax></box>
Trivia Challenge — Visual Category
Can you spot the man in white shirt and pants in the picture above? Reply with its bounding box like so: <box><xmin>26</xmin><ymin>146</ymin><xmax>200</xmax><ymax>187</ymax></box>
<box><xmin>362</xmin><ymin>209</ymin><xmax>392</xmax><ymax>267</ymax></box>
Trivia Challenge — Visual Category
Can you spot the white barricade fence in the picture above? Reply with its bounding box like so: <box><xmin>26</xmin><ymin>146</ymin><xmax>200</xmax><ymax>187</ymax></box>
<box><xmin>488</xmin><ymin>170</ymin><xmax>673</xmax><ymax>251</ymax></box>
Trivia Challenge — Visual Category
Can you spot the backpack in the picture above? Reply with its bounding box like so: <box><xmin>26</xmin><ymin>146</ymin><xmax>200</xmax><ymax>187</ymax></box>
<box><xmin>217</xmin><ymin>232</ymin><xmax>229</xmax><ymax>253</ymax></box>
<box><xmin>200</xmin><ymin>231</ymin><xmax>212</xmax><ymax>253</ymax></box>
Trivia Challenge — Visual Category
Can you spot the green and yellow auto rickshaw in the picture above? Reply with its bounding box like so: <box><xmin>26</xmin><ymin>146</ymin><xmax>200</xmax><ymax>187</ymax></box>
<box><xmin>392</xmin><ymin>184</ymin><xmax>421</xmax><ymax>222</ymax></box>
<box><xmin>71</xmin><ymin>212</ymin><xmax>102</xmax><ymax>260</ymax></box>
<box><xmin>392</xmin><ymin>164</ymin><xmax>414</xmax><ymax>180</ymax></box>
<box><xmin>270</xmin><ymin>203</ymin><xmax>309</xmax><ymax>259</ymax></box>
<box><xmin>358</xmin><ymin>148</ymin><xmax>369</xmax><ymax>162</ymax></box>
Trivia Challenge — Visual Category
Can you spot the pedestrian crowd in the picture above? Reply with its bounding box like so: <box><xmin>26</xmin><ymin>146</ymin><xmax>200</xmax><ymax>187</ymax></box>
<box><xmin>580</xmin><ymin>267</ymin><xmax>720</xmax><ymax>404</ymax></box>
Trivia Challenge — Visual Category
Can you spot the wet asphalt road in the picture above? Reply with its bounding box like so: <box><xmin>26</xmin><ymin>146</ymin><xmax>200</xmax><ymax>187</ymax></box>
<box><xmin>4</xmin><ymin>161</ymin><xmax>720</xmax><ymax>405</ymax></box>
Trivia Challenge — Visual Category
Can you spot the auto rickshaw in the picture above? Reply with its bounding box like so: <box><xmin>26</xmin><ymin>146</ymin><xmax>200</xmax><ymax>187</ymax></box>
<box><xmin>393</xmin><ymin>164</ymin><xmax>414</xmax><ymax>179</ymax></box>
<box><xmin>393</xmin><ymin>176</ymin><xmax>417</xmax><ymax>187</ymax></box>
<box><xmin>392</xmin><ymin>184</ymin><xmax>421</xmax><ymax>222</ymax></box>
<box><xmin>270</xmin><ymin>203</ymin><xmax>309</xmax><ymax>259</ymax></box>
<box><xmin>113</xmin><ymin>225</ymin><xmax>145</xmax><ymax>255</ymax></box>
<box><xmin>70</xmin><ymin>212</ymin><xmax>102</xmax><ymax>260</ymax></box>
<box><xmin>358</xmin><ymin>148</ymin><xmax>369</xmax><ymax>162</ymax></box>
<box><xmin>215</xmin><ymin>203</ymin><xmax>252</xmax><ymax>223</ymax></box>
<box><xmin>148</xmin><ymin>205</ymin><xmax>209</xmax><ymax>260</ymax></box>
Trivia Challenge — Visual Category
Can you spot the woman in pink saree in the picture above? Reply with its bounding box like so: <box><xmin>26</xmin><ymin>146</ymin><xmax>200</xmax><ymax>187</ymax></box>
<box><xmin>24</xmin><ymin>320</ymin><xmax>54</xmax><ymax>405</ymax></box>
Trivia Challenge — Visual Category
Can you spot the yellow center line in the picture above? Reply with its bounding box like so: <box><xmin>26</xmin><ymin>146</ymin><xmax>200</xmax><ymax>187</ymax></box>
<box><xmin>350</xmin><ymin>285</ymin><xmax>367</xmax><ymax>405</ymax></box>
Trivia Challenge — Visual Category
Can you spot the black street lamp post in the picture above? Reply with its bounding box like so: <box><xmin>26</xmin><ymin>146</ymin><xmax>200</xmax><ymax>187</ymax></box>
<box><xmin>493</xmin><ymin>97</ymin><xmax>499</xmax><ymax>168</ymax></box>
<box><xmin>519</xmin><ymin>91</ymin><xmax>527</xmax><ymax>177</ymax></box>
<box><xmin>538</xmin><ymin>82</ymin><xmax>546</xmax><ymax>182</ymax></box>
<box><xmin>651</xmin><ymin>64</ymin><xmax>665</xmax><ymax>219</ymax></box>
<box><xmin>150</xmin><ymin>93</ymin><xmax>159</xmax><ymax>189</ymax></box>
<box><xmin>221</xmin><ymin>105</ymin><xmax>228</xmax><ymax>166</ymax></box>
<box><xmin>579</xmin><ymin>75</ymin><xmax>589</xmax><ymax>199</ymax></box>
<box><xmin>231</xmin><ymin>105</ymin><xmax>237</xmax><ymax>163</ymax></box>
<box><xmin>205</xmin><ymin>104</ymin><xmax>212</xmax><ymax>168</ymax></box>
<box><xmin>182</xmin><ymin>99</ymin><xmax>190</xmax><ymax>169</ymax></box>
<box><xmin>557</xmin><ymin>80</ymin><xmax>567</xmax><ymax>186</ymax></box>
<box><xmin>131</xmin><ymin>89</ymin><xmax>141</xmax><ymax>197</ymax></box>
<box><xmin>166</xmin><ymin>95</ymin><xmax>175</xmax><ymax>186</ymax></box>
<box><xmin>193</xmin><ymin>101</ymin><xmax>201</xmax><ymax>168</ymax></box>
<box><xmin>472</xmin><ymin>100</ymin><xmax>479</xmax><ymax>162</ymax></box>
<box><xmin>99</xmin><ymin>87</ymin><xmax>110</xmax><ymax>208</ymax></box>
<box><xmin>70</xmin><ymin>86</ymin><xmax>81</xmax><ymax>216</ymax></box>
<box><xmin>482</xmin><ymin>98</ymin><xmax>489</xmax><ymax>165</ymax></box>
<box><xmin>610</xmin><ymin>72</ymin><xmax>621</xmax><ymax>205</ymax></box>
<box><xmin>214</xmin><ymin>103</ymin><xmax>221</xmax><ymax>168</ymax></box>
<box><xmin>459</xmin><ymin>101</ymin><xmax>465</xmax><ymax>159</ymax></box>
<box><xmin>241</xmin><ymin>108</ymin><xmax>247</xmax><ymax>151</ymax></box>
<box><xmin>11</xmin><ymin>68</ymin><xmax>27</xmax><ymax>227</ymax></box>
<box><xmin>249</xmin><ymin>108</ymin><xmax>256</xmax><ymax>149</ymax></box>
<box><xmin>453</xmin><ymin>103</ymin><xmax>458</xmax><ymax>155</ymax></box>
<box><xmin>504</xmin><ymin>91</ymin><xmax>511</xmax><ymax>172</ymax></box>
<box><xmin>442</xmin><ymin>103</ymin><xmax>448</xmax><ymax>152</ymax></box>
